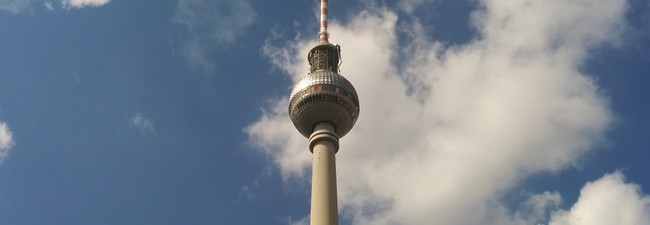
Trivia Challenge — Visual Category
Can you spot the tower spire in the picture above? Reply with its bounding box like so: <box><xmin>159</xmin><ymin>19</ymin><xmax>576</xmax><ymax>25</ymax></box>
<box><xmin>309</xmin><ymin>0</ymin><xmax>339</xmax><ymax>73</ymax></box>
<box><xmin>319</xmin><ymin>0</ymin><xmax>329</xmax><ymax>43</ymax></box>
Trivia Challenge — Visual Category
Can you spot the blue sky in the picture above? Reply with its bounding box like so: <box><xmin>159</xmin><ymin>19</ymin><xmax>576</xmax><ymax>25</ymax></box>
<box><xmin>1</xmin><ymin>0</ymin><xmax>649</xmax><ymax>225</ymax></box>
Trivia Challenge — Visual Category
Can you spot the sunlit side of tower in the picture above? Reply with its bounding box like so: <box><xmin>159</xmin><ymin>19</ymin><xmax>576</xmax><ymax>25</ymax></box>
<box><xmin>287</xmin><ymin>1</ymin><xmax>360</xmax><ymax>225</ymax></box>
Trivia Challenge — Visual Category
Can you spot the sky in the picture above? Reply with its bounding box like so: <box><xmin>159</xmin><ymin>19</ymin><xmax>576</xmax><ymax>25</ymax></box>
<box><xmin>0</xmin><ymin>0</ymin><xmax>649</xmax><ymax>224</ymax></box>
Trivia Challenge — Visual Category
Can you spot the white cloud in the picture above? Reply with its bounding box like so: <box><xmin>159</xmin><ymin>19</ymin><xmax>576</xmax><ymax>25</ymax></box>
<box><xmin>0</xmin><ymin>0</ymin><xmax>30</xmax><ymax>13</ymax></box>
<box><xmin>1</xmin><ymin>0</ymin><xmax>111</xmax><ymax>12</ymax></box>
<box><xmin>130</xmin><ymin>113</ymin><xmax>156</xmax><ymax>135</ymax></box>
<box><xmin>398</xmin><ymin>0</ymin><xmax>433</xmax><ymax>13</ymax></box>
<box><xmin>61</xmin><ymin>0</ymin><xmax>110</xmax><ymax>9</ymax></box>
<box><xmin>549</xmin><ymin>172</ymin><xmax>650</xmax><ymax>225</ymax></box>
<box><xmin>0</xmin><ymin>122</ymin><xmax>15</xmax><ymax>162</ymax></box>
<box><xmin>284</xmin><ymin>216</ymin><xmax>308</xmax><ymax>225</ymax></box>
<box><xmin>248</xmin><ymin>0</ymin><xmax>630</xmax><ymax>224</ymax></box>
<box><xmin>173</xmin><ymin>0</ymin><xmax>256</xmax><ymax>72</ymax></box>
<box><xmin>44</xmin><ymin>1</ymin><xmax>53</xmax><ymax>10</ymax></box>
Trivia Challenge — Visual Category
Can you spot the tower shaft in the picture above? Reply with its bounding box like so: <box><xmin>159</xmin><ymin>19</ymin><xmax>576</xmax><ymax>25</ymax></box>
<box><xmin>288</xmin><ymin>1</ymin><xmax>358</xmax><ymax>225</ymax></box>
<box><xmin>309</xmin><ymin>123</ymin><xmax>339</xmax><ymax>225</ymax></box>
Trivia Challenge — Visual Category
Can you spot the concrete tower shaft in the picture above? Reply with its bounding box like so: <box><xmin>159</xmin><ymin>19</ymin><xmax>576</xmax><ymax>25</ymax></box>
<box><xmin>309</xmin><ymin>123</ymin><xmax>339</xmax><ymax>225</ymax></box>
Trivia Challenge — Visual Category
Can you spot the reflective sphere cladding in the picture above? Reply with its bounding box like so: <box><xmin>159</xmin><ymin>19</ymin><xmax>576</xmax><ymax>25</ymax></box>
<box><xmin>289</xmin><ymin>70</ymin><xmax>360</xmax><ymax>138</ymax></box>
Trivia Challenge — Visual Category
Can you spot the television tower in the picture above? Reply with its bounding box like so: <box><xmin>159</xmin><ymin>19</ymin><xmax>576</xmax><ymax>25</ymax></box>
<box><xmin>288</xmin><ymin>0</ymin><xmax>360</xmax><ymax>225</ymax></box>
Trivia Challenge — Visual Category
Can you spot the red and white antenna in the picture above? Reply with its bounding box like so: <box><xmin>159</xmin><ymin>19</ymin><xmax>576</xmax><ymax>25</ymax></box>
<box><xmin>318</xmin><ymin>0</ymin><xmax>329</xmax><ymax>43</ymax></box>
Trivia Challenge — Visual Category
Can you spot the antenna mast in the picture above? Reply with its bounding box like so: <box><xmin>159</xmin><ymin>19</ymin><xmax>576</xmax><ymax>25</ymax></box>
<box><xmin>319</xmin><ymin>0</ymin><xmax>329</xmax><ymax>43</ymax></box>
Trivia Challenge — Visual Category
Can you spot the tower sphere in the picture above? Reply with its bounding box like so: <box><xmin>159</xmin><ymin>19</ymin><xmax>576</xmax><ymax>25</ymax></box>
<box><xmin>288</xmin><ymin>43</ymin><xmax>360</xmax><ymax>139</ymax></box>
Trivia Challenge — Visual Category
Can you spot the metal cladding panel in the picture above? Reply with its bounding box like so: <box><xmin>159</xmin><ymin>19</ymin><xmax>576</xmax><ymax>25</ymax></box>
<box><xmin>289</xmin><ymin>70</ymin><xmax>360</xmax><ymax>138</ymax></box>
<box><xmin>289</xmin><ymin>70</ymin><xmax>357</xmax><ymax>100</ymax></box>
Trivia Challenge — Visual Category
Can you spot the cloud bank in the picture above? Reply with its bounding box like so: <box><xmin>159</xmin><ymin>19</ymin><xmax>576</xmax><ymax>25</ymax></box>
<box><xmin>173</xmin><ymin>0</ymin><xmax>256</xmax><ymax>71</ymax></box>
<box><xmin>62</xmin><ymin>0</ymin><xmax>110</xmax><ymax>9</ymax></box>
<box><xmin>0</xmin><ymin>0</ymin><xmax>30</xmax><ymax>13</ymax></box>
<box><xmin>0</xmin><ymin>122</ymin><xmax>15</xmax><ymax>162</ymax></box>
<box><xmin>549</xmin><ymin>172</ymin><xmax>650</xmax><ymax>225</ymax></box>
<box><xmin>0</xmin><ymin>0</ymin><xmax>111</xmax><ymax>13</ymax></box>
<box><xmin>248</xmin><ymin>0</ymin><xmax>648</xmax><ymax>224</ymax></box>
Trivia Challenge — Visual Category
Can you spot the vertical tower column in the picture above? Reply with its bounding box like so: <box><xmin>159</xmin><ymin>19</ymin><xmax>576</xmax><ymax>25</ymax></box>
<box><xmin>289</xmin><ymin>2</ymin><xmax>358</xmax><ymax>225</ymax></box>
<box><xmin>309</xmin><ymin>122</ymin><xmax>339</xmax><ymax>225</ymax></box>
